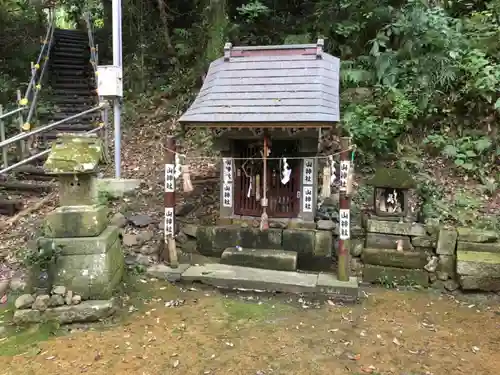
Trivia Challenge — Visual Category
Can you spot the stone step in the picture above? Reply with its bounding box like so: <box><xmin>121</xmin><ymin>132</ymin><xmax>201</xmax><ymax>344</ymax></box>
<box><xmin>179</xmin><ymin>263</ymin><xmax>359</xmax><ymax>301</ymax></box>
<box><xmin>220</xmin><ymin>247</ymin><xmax>298</xmax><ymax>271</ymax></box>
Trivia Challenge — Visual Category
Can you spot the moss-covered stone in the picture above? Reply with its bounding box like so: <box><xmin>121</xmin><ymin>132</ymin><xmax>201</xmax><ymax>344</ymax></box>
<box><xmin>459</xmin><ymin>276</ymin><xmax>500</xmax><ymax>291</ymax></box>
<box><xmin>282</xmin><ymin>228</ymin><xmax>316</xmax><ymax>254</ymax></box>
<box><xmin>52</xmin><ymin>237</ymin><xmax>124</xmax><ymax>299</ymax></box>
<box><xmin>365</xmin><ymin>233</ymin><xmax>413</xmax><ymax>250</ymax></box>
<box><xmin>363</xmin><ymin>264</ymin><xmax>429</xmax><ymax>286</ymax></box>
<box><xmin>411</xmin><ymin>236</ymin><xmax>436</xmax><ymax>248</ymax></box>
<box><xmin>366</xmin><ymin>219</ymin><xmax>426</xmax><ymax>236</ymax></box>
<box><xmin>196</xmin><ymin>226</ymin><xmax>217</xmax><ymax>256</ymax></box>
<box><xmin>43</xmin><ymin>205</ymin><xmax>109</xmax><ymax>238</ymax></box>
<box><xmin>314</xmin><ymin>230</ymin><xmax>333</xmax><ymax>257</ymax></box>
<box><xmin>239</xmin><ymin>228</ymin><xmax>282</xmax><ymax>249</ymax></box>
<box><xmin>38</xmin><ymin>225</ymin><xmax>119</xmax><ymax>256</ymax></box>
<box><xmin>361</xmin><ymin>248</ymin><xmax>428</xmax><ymax>269</ymax></box>
<box><xmin>457</xmin><ymin>250</ymin><xmax>500</xmax><ymax>277</ymax></box>
<box><xmin>456</xmin><ymin>227</ymin><xmax>498</xmax><ymax>243</ymax></box>
<box><xmin>366</xmin><ymin>168</ymin><xmax>416</xmax><ymax>189</ymax></box>
<box><xmin>58</xmin><ymin>174</ymin><xmax>96</xmax><ymax>206</ymax></box>
<box><xmin>436</xmin><ymin>229</ymin><xmax>457</xmax><ymax>255</ymax></box>
<box><xmin>220</xmin><ymin>248</ymin><xmax>297</xmax><ymax>271</ymax></box>
<box><xmin>456</xmin><ymin>241</ymin><xmax>500</xmax><ymax>253</ymax></box>
<box><xmin>44</xmin><ymin>134</ymin><xmax>102</xmax><ymax>174</ymax></box>
<box><xmin>437</xmin><ymin>255</ymin><xmax>455</xmax><ymax>276</ymax></box>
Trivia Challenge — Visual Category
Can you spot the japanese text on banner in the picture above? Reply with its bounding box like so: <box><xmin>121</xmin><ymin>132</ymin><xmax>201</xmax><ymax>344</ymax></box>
<box><xmin>222</xmin><ymin>183</ymin><xmax>233</xmax><ymax>207</ymax></box>
<box><xmin>165</xmin><ymin>164</ymin><xmax>175</xmax><ymax>192</ymax></box>
<box><xmin>222</xmin><ymin>158</ymin><xmax>233</xmax><ymax>184</ymax></box>
<box><xmin>164</xmin><ymin>207</ymin><xmax>174</xmax><ymax>236</ymax></box>
<box><xmin>339</xmin><ymin>160</ymin><xmax>350</xmax><ymax>191</ymax></box>
<box><xmin>339</xmin><ymin>209</ymin><xmax>350</xmax><ymax>239</ymax></box>
<box><xmin>302</xmin><ymin>186</ymin><xmax>313</xmax><ymax>212</ymax></box>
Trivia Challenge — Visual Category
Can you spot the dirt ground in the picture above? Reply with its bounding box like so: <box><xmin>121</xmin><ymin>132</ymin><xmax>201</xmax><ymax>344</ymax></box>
<box><xmin>0</xmin><ymin>279</ymin><xmax>499</xmax><ymax>375</ymax></box>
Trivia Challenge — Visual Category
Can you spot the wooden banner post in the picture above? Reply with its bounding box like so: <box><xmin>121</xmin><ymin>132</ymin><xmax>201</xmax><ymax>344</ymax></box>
<box><xmin>163</xmin><ymin>135</ymin><xmax>178</xmax><ymax>267</ymax></box>
<box><xmin>337</xmin><ymin>137</ymin><xmax>352</xmax><ymax>281</ymax></box>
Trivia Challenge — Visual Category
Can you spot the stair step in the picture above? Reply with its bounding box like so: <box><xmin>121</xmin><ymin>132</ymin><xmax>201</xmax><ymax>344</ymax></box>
<box><xmin>180</xmin><ymin>263</ymin><xmax>359</xmax><ymax>299</ymax></box>
<box><xmin>47</xmin><ymin>123</ymin><xmax>97</xmax><ymax>131</ymax></box>
<box><xmin>51</xmin><ymin>59</ymin><xmax>85</xmax><ymax>65</ymax></box>
<box><xmin>53</xmin><ymin>97</ymin><xmax>96</xmax><ymax>103</ymax></box>
<box><xmin>220</xmin><ymin>247</ymin><xmax>298</xmax><ymax>271</ymax></box>
<box><xmin>0</xmin><ymin>180</ymin><xmax>52</xmax><ymax>193</ymax></box>
<box><xmin>50</xmin><ymin>64</ymin><xmax>89</xmax><ymax>70</ymax></box>
<box><xmin>51</xmin><ymin>89</ymin><xmax>97</xmax><ymax>96</ymax></box>
<box><xmin>51</xmin><ymin>52</ymin><xmax>87</xmax><ymax>59</ymax></box>
<box><xmin>50</xmin><ymin>83</ymin><xmax>92</xmax><ymax>89</ymax></box>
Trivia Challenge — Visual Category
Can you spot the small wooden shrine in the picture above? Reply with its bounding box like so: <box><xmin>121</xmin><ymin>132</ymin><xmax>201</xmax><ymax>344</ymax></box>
<box><xmin>179</xmin><ymin>39</ymin><xmax>340</xmax><ymax>225</ymax></box>
<box><xmin>366</xmin><ymin>168</ymin><xmax>416</xmax><ymax>220</ymax></box>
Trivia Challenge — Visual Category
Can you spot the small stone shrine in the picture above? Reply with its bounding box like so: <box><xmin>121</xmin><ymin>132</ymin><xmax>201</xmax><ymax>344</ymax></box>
<box><xmin>38</xmin><ymin>133</ymin><xmax>124</xmax><ymax>299</ymax></box>
<box><xmin>366</xmin><ymin>168</ymin><xmax>416</xmax><ymax>221</ymax></box>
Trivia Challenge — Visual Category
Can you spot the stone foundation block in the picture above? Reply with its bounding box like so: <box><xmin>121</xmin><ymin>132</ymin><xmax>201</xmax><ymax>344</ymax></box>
<box><xmin>456</xmin><ymin>241</ymin><xmax>500</xmax><ymax>253</ymax></box>
<box><xmin>366</xmin><ymin>220</ymin><xmax>426</xmax><ymax>236</ymax></box>
<box><xmin>52</xmin><ymin>229</ymin><xmax>124</xmax><ymax>299</ymax></box>
<box><xmin>43</xmin><ymin>205</ymin><xmax>109</xmax><ymax>238</ymax></box>
<box><xmin>282</xmin><ymin>228</ymin><xmax>315</xmax><ymax>254</ymax></box>
<box><xmin>361</xmin><ymin>248</ymin><xmax>428</xmax><ymax>269</ymax></box>
<box><xmin>38</xmin><ymin>225</ymin><xmax>120</xmax><ymax>256</ymax></box>
<box><xmin>239</xmin><ymin>228</ymin><xmax>282</xmax><ymax>249</ymax></box>
<box><xmin>220</xmin><ymin>248</ymin><xmax>297</xmax><ymax>271</ymax></box>
<box><xmin>437</xmin><ymin>255</ymin><xmax>455</xmax><ymax>277</ymax></box>
<box><xmin>456</xmin><ymin>227</ymin><xmax>498</xmax><ymax>243</ymax></box>
<box><xmin>457</xmin><ymin>251</ymin><xmax>500</xmax><ymax>277</ymax></box>
<box><xmin>411</xmin><ymin>236</ymin><xmax>436</xmax><ymax>248</ymax></box>
<box><xmin>436</xmin><ymin>229</ymin><xmax>458</xmax><ymax>255</ymax></box>
<box><xmin>363</xmin><ymin>264</ymin><xmax>429</xmax><ymax>286</ymax></box>
<box><xmin>365</xmin><ymin>233</ymin><xmax>413</xmax><ymax>250</ymax></box>
<box><xmin>459</xmin><ymin>276</ymin><xmax>500</xmax><ymax>291</ymax></box>
<box><xmin>314</xmin><ymin>230</ymin><xmax>333</xmax><ymax>257</ymax></box>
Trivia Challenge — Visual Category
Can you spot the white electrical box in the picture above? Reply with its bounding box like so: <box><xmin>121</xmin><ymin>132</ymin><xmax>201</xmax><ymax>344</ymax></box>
<box><xmin>97</xmin><ymin>65</ymin><xmax>123</xmax><ymax>97</ymax></box>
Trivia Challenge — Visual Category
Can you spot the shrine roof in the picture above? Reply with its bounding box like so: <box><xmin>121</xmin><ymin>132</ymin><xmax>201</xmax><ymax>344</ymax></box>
<box><xmin>178</xmin><ymin>39</ymin><xmax>340</xmax><ymax>126</ymax></box>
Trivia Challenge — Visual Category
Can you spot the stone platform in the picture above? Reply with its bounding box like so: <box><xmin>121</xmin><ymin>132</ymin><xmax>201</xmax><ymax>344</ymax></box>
<box><xmin>220</xmin><ymin>247</ymin><xmax>298</xmax><ymax>271</ymax></box>
<box><xmin>147</xmin><ymin>263</ymin><xmax>359</xmax><ymax>302</ymax></box>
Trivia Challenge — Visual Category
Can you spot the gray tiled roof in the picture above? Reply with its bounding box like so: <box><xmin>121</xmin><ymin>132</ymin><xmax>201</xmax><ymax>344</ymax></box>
<box><xmin>178</xmin><ymin>41</ymin><xmax>340</xmax><ymax>125</ymax></box>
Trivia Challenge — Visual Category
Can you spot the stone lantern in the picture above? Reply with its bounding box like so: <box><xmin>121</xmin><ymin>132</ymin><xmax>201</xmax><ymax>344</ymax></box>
<box><xmin>38</xmin><ymin>133</ymin><xmax>124</xmax><ymax>299</ymax></box>
<box><xmin>366</xmin><ymin>168</ymin><xmax>416</xmax><ymax>220</ymax></box>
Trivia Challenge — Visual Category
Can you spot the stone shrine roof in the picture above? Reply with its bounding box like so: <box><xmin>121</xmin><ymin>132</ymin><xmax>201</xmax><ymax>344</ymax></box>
<box><xmin>178</xmin><ymin>39</ymin><xmax>340</xmax><ymax>126</ymax></box>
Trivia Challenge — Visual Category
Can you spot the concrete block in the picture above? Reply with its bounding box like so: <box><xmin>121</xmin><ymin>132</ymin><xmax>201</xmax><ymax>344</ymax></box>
<box><xmin>456</xmin><ymin>227</ymin><xmax>498</xmax><ymax>243</ymax></box>
<box><xmin>316</xmin><ymin>273</ymin><xmax>359</xmax><ymax>301</ymax></box>
<box><xmin>95</xmin><ymin>178</ymin><xmax>141</xmax><ymax>198</ymax></box>
<box><xmin>365</xmin><ymin>233</ymin><xmax>413</xmax><ymax>250</ymax></box>
<box><xmin>181</xmin><ymin>263</ymin><xmax>318</xmax><ymax>294</ymax></box>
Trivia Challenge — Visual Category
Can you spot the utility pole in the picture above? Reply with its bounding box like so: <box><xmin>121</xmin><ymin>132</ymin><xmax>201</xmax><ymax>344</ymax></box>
<box><xmin>112</xmin><ymin>0</ymin><xmax>123</xmax><ymax>178</ymax></box>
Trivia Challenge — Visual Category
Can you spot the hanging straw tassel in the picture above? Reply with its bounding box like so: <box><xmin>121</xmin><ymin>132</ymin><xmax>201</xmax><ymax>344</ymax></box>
<box><xmin>182</xmin><ymin>165</ymin><xmax>193</xmax><ymax>193</ymax></box>
<box><xmin>321</xmin><ymin>165</ymin><xmax>331</xmax><ymax>199</ymax></box>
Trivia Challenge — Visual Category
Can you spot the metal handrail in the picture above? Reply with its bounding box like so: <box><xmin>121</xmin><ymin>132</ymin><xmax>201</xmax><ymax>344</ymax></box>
<box><xmin>24</xmin><ymin>9</ymin><xmax>55</xmax><ymax>102</ymax></box>
<box><xmin>0</xmin><ymin>10</ymin><xmax>55</xmax><ymax>123</ymax></box>
<box><xmin>24</xmin><ymin>23</ymin><xmax>55</xmax><ymax>127</ymax></box>
<box><xmin>0</xmin><ymin>125</ymin><xmax>105</xmax><ymax>175</ymax></box>
<box><xmin>0</xmin><ymin>104</ymin><xmax>105</xmax><ymax>149</ymax></box>
<box><xmin>0</xmin><ymin>107</ymin><xmax>24</xmax><ymax>121</ymax></box>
